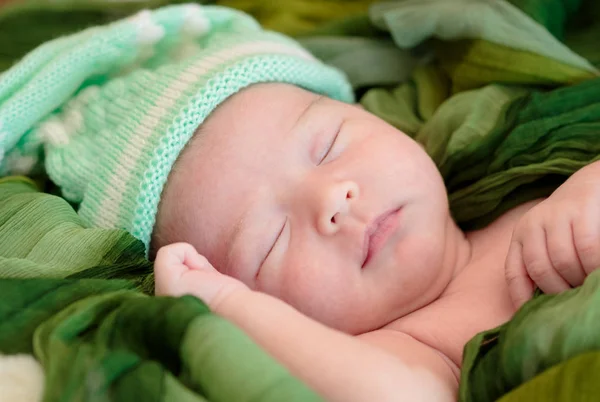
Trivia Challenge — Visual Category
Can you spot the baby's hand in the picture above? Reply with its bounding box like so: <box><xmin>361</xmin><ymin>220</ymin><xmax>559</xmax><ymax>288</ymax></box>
<box><xmin>154</xmin><ymin>242</ymin><xmax>249</xmax><ymax>310</ymax></box>
<box><xmin>505</xmin><ymin>162</ymin><xmax>600</xmax><ymax>308</ymax></box>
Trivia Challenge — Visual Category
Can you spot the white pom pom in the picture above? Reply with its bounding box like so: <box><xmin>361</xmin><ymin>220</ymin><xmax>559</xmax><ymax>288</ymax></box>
<box><xmin>182</xmin><ymin>5</ymin><xmax>211</xmax><ymax>37</ymax></box>
<box><xmin>130</xmin><ymin>10</ymin><xmax>165</xmax><ymax>46</ymax></box>
<box><xmin>39</xmin><ymin>120</ymin><xmax>71</xmax><ymax>147</ymax></box>
<box><xmin>0</xmin><ymin>354</ymin><xmax>45</xmax><ymax>402</ymax></box>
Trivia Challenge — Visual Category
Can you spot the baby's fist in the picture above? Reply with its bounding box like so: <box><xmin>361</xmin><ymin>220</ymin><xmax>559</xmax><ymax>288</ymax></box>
<box><xmin>505</xmin><ymin>162</ymin><xmax>600</xmax><ymax>309</ymax></box>
<box><xmin>154</xmin><ymin>242</ymin><xmax>248</xmax><ymax>310</ymax></box>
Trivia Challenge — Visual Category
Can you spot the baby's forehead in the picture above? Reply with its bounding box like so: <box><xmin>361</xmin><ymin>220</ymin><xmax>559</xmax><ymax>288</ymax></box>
<box><xmin>212</xmin><ymin>83</ymin><xmax>323</xmax><ymax>124</ymax></box>
<box><xmin>156</xmin><ymin>83</ymin><xmax>325</xmax><ymax>252</ymax></box>
<box><xmin>187</xmin><ymin>83</ymin><xmax>324</xmax><ymax>155</ymax></box>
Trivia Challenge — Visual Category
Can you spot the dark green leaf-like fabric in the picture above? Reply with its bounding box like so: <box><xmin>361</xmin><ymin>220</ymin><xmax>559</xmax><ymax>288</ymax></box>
<box><xmin>445</xmin><ymin>77</ymin><xmax>600</xmax><ymax>229</ymax></box>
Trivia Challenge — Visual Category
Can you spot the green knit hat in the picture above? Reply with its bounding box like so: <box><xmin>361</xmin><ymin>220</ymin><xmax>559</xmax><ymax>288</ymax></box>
<box><xmin>0</xmin><ymin>4</ymin><xmax>354</xmax><ymax>254</ymax></box>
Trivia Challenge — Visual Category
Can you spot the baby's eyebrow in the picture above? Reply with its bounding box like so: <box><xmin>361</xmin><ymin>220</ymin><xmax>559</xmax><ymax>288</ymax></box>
<box><xmin>222</xmin><ymin>213</ymin><xmax>248</xmax><ymax>277</ymax></box>
<box><xmin>223</xmin><ymin>208</ymin><xmax>250</xmax><ymax>275</ymax></box>
<box><xmin>223</xmin><ymin>193</ymin><xmax>260</xmax><ymax>277</ymax></box>
<box><xmin>294</xmin><ymin>94</ymin><xmax>324</xmax><ymax>128</ymax></box>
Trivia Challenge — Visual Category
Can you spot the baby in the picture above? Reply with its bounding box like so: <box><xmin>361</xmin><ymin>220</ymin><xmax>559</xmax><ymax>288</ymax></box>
<box><xmin>152</xmin><ymin>83</ymin><xmax>600</xmax><ymax>401</ymax></box>
<box><xmin>3</xmin><ymin>4</ymin><xmax>600</xmax><ymax>402</ymax></box>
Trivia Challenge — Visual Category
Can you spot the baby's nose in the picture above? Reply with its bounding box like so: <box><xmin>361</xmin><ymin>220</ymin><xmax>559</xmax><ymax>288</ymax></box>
<box><xmin>317</xmin><ymin>180</ymin><xmax>359</xmax><ymax>236</ymax></box>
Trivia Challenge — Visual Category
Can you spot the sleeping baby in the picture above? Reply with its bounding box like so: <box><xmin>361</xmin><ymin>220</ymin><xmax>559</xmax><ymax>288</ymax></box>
<box><xmin>3</xmin><ymin>4</ymin><xmax>599</xmax><ymax>402</ymax></box>
<box><xmin>152</xmin><ymin>81</ymin><xmax>600</xmax><ymax>401</ymax></box>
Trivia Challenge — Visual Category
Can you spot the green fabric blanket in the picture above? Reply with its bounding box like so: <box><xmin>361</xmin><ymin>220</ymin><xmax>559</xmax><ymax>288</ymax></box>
<box><xmin>2</xmin><ymin>0</ymin><xmax>600</xmax><ymax>401</ymax></box>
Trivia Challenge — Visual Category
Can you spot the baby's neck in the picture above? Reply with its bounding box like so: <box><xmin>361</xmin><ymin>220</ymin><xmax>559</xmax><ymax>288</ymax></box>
<box><xmin>441</xmin><ymin>218</ymin><xmax>473</xmax><ymax>286</ymax></box>
<box><xmin>439</xmin><ymin>199</ymin><xmax>545</xmax><ymax>298</ymax></box>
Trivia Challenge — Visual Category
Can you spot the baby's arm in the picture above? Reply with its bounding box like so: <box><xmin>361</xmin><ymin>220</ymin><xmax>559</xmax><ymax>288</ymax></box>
<box><xmin>155</xmin><ymin>243</ymin><xmax>456</xmax><ymax>402</ymax></box>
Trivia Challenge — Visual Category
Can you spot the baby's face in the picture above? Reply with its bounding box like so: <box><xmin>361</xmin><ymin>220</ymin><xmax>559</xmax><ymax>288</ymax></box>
<box><xmin>157</xmin><ymin>83</ymin><xmax>455</xmax><ymax>334</ymax></box>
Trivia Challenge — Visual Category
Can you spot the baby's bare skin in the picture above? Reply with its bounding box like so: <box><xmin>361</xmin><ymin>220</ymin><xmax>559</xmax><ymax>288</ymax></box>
<box><xmin>153</xmin><ymin>82</ymin><xmax>600</xmax><ymax>401</ymax></box>
<box><xmin>382</xmin><ymin>200</ymin><xmax>540</xmax><ymax>377</ymax></box>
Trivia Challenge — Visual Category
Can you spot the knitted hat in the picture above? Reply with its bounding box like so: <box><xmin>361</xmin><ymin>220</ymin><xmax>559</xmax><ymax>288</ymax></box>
<box><xmin>0</xmin><ymin>4</ymin><xmax>354</xmax><ymax>254</ymax></box>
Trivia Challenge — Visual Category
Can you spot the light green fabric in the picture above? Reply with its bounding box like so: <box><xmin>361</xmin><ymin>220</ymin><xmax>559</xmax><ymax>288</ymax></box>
<box><xmin>298</xmin><ymin>36</ymin><xmax>417</xmax><ymax>89</ymax></box>
<box><xmin>359</xmin><ymin>65</ymin><xmax>450</xmax><ymax>136</ymax></box>
<box><xmin>369</xmin><ymin>0</ymin><xmax>597</xmax><ymax>74</ymax></box>
<box><xmin>367</xmin><ymin>0</ymin><xmax>599</xmax><ymax>93</ymax></box>
<box><xmin>415</xmin><ymin>85</ymin><xmax>528</xmax><ymax>167</ymax></box>
<box><xmin>181</xmin><ymin>317</ymin><xmax>319</xmax><ymax>402</ymax></box>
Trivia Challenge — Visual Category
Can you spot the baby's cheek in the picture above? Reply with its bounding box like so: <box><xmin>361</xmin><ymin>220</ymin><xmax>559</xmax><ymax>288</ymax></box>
<box><xmin>280</xmin><ymin>268</ymin><xmax>361</xmax><ymax>330</ymax></box>
<box><xmin>394</xmin><ymin>237</ymin><xmax>449</xmax><ymax>306</ymax></box>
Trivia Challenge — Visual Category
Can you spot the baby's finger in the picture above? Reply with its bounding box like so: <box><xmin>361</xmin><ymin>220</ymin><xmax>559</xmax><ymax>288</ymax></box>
<box><xmin>573</xmin><ymin>215</ymin><xmax>600</xmax><ymax>276</ymax></box>
<box><xmin>154</xmin><ymin>253</ymin><xmax>188</xmax><ymax>296</ymax></box>
<box><xmin>546</xmin><ymin>218</ymin><xmax>586</xmax><ymax>287</ymax></box>
<box><xmin>505</xmin><ymin>240</ymin><xmax>534</xmax><ymax>309</ymax></box>
<box><xmin>522</xmin><ymin>225</ymin><xmax>570</xmax><ymax>294</ymax></box>
<box><xmin>183</xmin><ymin>249</ymin><xmax>216</xmax><ymax>272</ymax></box>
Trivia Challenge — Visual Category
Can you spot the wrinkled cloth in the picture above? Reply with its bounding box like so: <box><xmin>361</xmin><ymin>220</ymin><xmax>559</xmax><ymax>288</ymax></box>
<box><xmin>462</xmin><ymin>270</ymin><xmax>600</xmax><ymax>402</ymax></box>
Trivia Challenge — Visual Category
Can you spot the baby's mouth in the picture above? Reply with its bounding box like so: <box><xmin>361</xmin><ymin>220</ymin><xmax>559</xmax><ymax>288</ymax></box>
<box><xmin>361</xmin><ymin>207</ymin><xmax>402</xmax><ymax>268</ymax></box>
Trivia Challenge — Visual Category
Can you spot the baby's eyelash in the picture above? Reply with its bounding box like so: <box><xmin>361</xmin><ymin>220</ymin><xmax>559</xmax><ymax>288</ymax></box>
<box><xmin>318</xmin><ymin>128</ymin><xmax>341</xmax><ymax>165</ymax></box>
<box><xmin>258</xmin><ymin>218</ymin><xmax>287</xmax><ymax>275</ymax></box>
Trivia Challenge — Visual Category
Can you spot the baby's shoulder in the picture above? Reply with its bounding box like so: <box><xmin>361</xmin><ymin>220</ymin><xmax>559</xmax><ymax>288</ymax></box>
<box><xmin>472</xmin><ymin>199</ymin><xmax>544</xmax><ymax>239</ymax></box>
<box><xmin>464</xmin><ymin>198</ymin><xmax>545</xmax><ymax>268</ymax></box>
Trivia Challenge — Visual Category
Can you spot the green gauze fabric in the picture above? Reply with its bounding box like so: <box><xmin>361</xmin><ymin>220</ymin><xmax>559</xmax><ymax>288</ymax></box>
<box><xmin>0</xmin><ymin>4</ymin><xmax>353</xmax><ymax>255</ymax></box>
<box><xmin>0</xmin><ymin>176</ymin><xmax>321</xmax><ymax>401</ymax></box>
<box><xmin>0</xmin><ymin>177</ymin><xmax>154</xmax><ymax>290</ymax></box>
<box><xmin>460</xmin><ymin>270</ymin><xmax>600</xmax><ymax>402</ymax></box>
